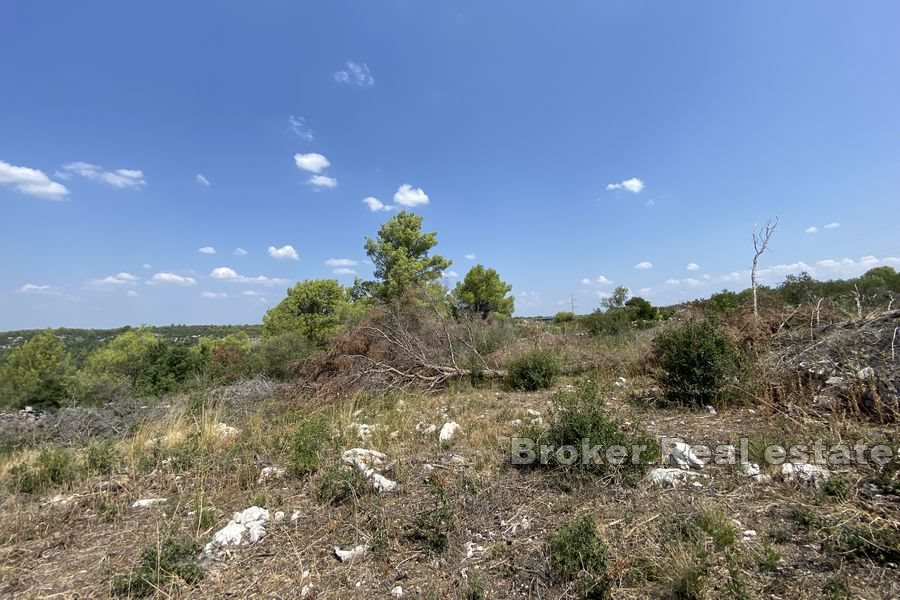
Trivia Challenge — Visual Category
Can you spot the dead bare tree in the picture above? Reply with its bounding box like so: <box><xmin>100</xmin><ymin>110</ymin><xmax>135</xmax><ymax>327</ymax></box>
<box><xmin>751</xmin><ymin>217</ymin><xmax>778</xmax><ymax>317</ymax></box>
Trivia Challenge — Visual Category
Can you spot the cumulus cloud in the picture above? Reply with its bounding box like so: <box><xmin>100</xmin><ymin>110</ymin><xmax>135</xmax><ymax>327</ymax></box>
<box><xmin>198</xmin><ymin>246</ymin><xmax>216</xmax><ymax>255</ymax></box>
<box><xmin>196</xmin><ymin>174</ymin><xmax>210</xmax><ymax>187</ymax></box>
<box><xmin>126</xmin><ymin>290</ymin><xmax>139</xmax><ymax>297</ymax></box>
<box><xmin>333</xmin><ymin>61</ymin><xmax>375</xmax><ymax>86</ymax></box>
<box><xmin>805</xmin><ymin>226</ymin><xmax>818</xmax><ymax>234</ymax></box>
<box><xmin>393</xmin><ymin>184</ymin><xmax>429</xmax><ymax>207</ymax></box>
<box><xmin>686</xmin><ymin>263</ymin><xmax>700</xmax><ymax>271</ymax></box>
<box><xmin>309</xmin><ymin>174</ymin><xmax>337</xmax><ymax>188</ymax></box>
<box><xmin>634</xmin><ymin>261</ymin><xmax>653</xmax><ymax>270</ymax></box>
<box><xmin>17</xmin><ymin>283</ymin><xmax>56</xmax><ymax>294</ymax></box>
<box><xmin>288</xmin><ymin>115</ymin><xmax>314</xmax><ymax>141</ymax></box>
<box><xmin>464</xmin><ymin>253</ymin><xmax>476</xmax><ymax>260</ymax></box>
<box><xmin>639</xmin><ymin>287</ymin><xmax>653</xmax><ymax>295</ymax></box>
<box><xmin>325</xmin><ymin>258</ymin><xmax>358</xmax><ymax>267</ymax></box>
<box><xmin>332</xmin><ymin>268</ymin><xmax>356</xmax><ymax>275</ymax></box>
<box><xmin>446</xmin><ymin>271</ymin><xmax>459</xmax><ymax>278</ymax></box>
<box><xmin>268</xmin><ymin>245</ymin><xmax>299</xmax><ymax>261</ymax></box>
<box><xmin>362</xmin><ymin>196</ymin><xmax>394</xmax><ymax>212</ymax></box>
<box><xmin>89</xmin><ymin>272</ymin><xmax>140</xmax><ymax>288</ymax></box>
<box><xmin>0</xmin><ymin>160</ymin><xmax>69</xmax><ymax>200</ymax></box>
<box><xmin>142</xmin><ymin>263</ymin><xmax>152</xmax><ymax>270</ymax></box>
<box><xmin>209</xmin><ymin>267</ymin><xmax>290</xmax><ymax>286</ymax></box>
<box><xmin>665</xmin><ymin>278</ymin><xmax>705</xmax><ymax>288</ymax></box>
<box><xmin>606</xmin><ymin>177</ymin><xmax>645</xmax><ymax>194</ymax></box>
<box><xmin>580</xmin><ymin>278</ymin><xmax>592</xmax><ymax>285</ymax></box>
<box><xmin>293</xmin><ymin>153</ymin><xmax>330</xmax><ymax>174</ymax></box>
<box><xmin>824</xmin><ymin>222</ymin><xmax>840</xmax><ymax>230</ymax></box>
<box><xmin>61</xmin><ymin>161</ymin><xmax>146</xmax><ymax>189</ymax></box>
<box><xmin>242</xmin><ymin>290</ymin><xmax>260</xmax><ymax>296</ymax></box>
<box><xmin>201</xmin><ymin>291</ymin><xmax>228</xmax><ymax>299</ymax></box>
<box><xmin>595</xmin><ymin>275</ymin><xmax>613</xmax><ymax>285</ymax></box>
<box><xmin>147</xmin><ymin>273</ymin><xmax>197</xmax><ymax>286</ymax></box>
<box><xmin>233</xmin><ymin>248</ymin><xmax>248</xmax><ymax>256</ymax></box>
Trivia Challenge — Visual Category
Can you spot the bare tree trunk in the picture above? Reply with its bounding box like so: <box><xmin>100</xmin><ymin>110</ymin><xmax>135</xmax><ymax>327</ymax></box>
<box><xmin>751</xmin><ymin>218</ymin><xmax>778</xmax><ymax>318</ymax></box>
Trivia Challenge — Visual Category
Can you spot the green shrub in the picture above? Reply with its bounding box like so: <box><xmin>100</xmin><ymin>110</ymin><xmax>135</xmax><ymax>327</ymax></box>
<box><xmin>85</xmin><ymin>440</ymin><xmax>119</xmax><ymax>475</ymax></box>
<box><xmin>7</xmin><ymin>447</ymin><xmax>81</xmax><ymax>494</ymax></box>
<box><xmin>111</xmin><ymin>536</ymin><xmax>202</xmax><ymax>597</ymax></box>
<box><xmin>246</xmin><ymin>332</ymin><xmax>316</xmax><ymax>380</ymax></box>
<box><xmin>0</xmin><ymin>329</ymin><xmax>76</xmax><ymax>410</ymax></box>
<box><xmin>651</xmin><ymin>320</ymin><xmax>743</xmax><ymax>407</ymax></box>
<box><xmin>505</xmin><ymin>348</ymin><xmax>560</xmax><ymax>391</ymax></box>
<box><xmin>548</xmin><ymin>514</ymin><xmax>610</xmax><ymax>599</ymax></box>
<box><xmin>520</xmin><ymin>378</ymin><xmax>657</xmax><ymax>480</ymax></box>
<box><xmin>290</xmin><ymin>417</ymin><xmax>327</xmax><ymax>476</ymax></box>
<box><xmin>316</xmin><ymin>464</ymin><xmax>366</xmax><ymax>505</ymax></box>
<box><xmin>407</xmin><ymin>484</ymin><xmax>454</xmax><ymax>555</ymax></box>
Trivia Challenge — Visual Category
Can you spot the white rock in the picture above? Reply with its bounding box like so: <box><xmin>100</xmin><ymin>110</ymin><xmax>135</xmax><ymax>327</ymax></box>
<box><xmin>301</xmin><ymin>584</ymin><xmax>313</xmax><ymax>597</ymax></box>
<box><xmin>356</xmin><ymin>423</ymin><xmax>373</xmax><ymax>442</ymax></box>
<box><xmin>334</xmin><ymin>544</ymin><xmax>367</xmax><ymax>562</ymax></box>
<box><xmin>614</xmin><ymin>376</ymin><xmax>628</xmax><ymax>388</ymax></box>
<box><xmin>415</xmin><ymin>422</ymin><xmax>437</xmax><ymax>435</ymax></box>
<box><xmin>742</xmin><ymin>529</ymin><xmax>757</xmax><ymax>540</ymax></box>
<box><xmin>667</xmin><ymin>442</ymin><xmax>705</xmax><ymax>470</ymax></box>
<box><xmin>780</xmin><ymin>462</ymin><xmax>830</xmax><ymax>488</ymax></box>
<box><xmin>257</xmin><ymin>465</ymin><xmax>286</xmax><ymax>484</ymax></box>
<box><xmin>342</xmin><ymin>448</ymin><xmax>397</xmax><ymax>493</ymax></box>
<box><xmin>739</xmin><ymin>462</ymin><xmax>761</xmax><ymax>477</ymax></box>
<box><xmin>202</xmin><ymin>506</ymin><xmax>271</xmax><ymax>558</ymax></box>
<box><xmin>647</xmin><ymin>468</ymin><xmax>709</xmax><ymax>488</ymax></box>
<box><xmin>291</xmin><ymin>510</ymin><xmax>301</xmax><ymax>522</ymax></box>
<box><xmin>465</xmin><ymin>541</ymin><xmax>485</xmax><ymax>559</ymax></box>
<box><xmin>526</xmin><ymin>409</ymin><xmax>541</xmax><ymax>417</ymax></box>
<box><xmin>509</xmin><ymin>419</ymin><xmax>523</xmax><ymax>426</ymax></box>
<box><xmin>857</xmin><ymin>366</ymin><xmax>876</xmax><ymax>381</ymax></box>
<box><xmin>274</xmin><ymin>511</ymin><xmax>285</xmax><ymax>522</ymax></box>
<box><xmin>705</xmin><ymin>405</ymin><xmax>717</xmax><ymax>415</ymax></box>
<box><xmin>132</xmin><ymin>498</ymin><xmax>167</xmax><ymax>509</ymax></box>
<box><xmin>439</xmin><ymin>421</ymin><xmax>460</xmax><ymax>443</ymax></box>
<box><xmin>390</xmin><ymin>586</ymin><xmax>404</xmax><ymax>598</ymax></box>
<box><xmin>215</xmin><ymin>422</ymin><xmax>240</xmax><ymax>439</ymax></box>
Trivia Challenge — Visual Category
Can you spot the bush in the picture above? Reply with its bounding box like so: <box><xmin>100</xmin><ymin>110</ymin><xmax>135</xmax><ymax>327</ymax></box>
<box><xmin>111</xmin><ymin>536</ymin><xmax>202</xmax><ymax>597</ymax></box>
<box><xmin>505</xmin><ymin>349</ymin><xmax>560</xmax><ymax>391</ymax></box>
<box><xmin>290</xmin><ymin>417</ymin><xmax>327</xmax><ymax>476</ymax></box>
<box><xmin>246</xmin><ymin>332</ymin><xmax>316</xmax><ymax>380</ymax></box>
<box><xmin>548</xmin><ymin>514</ymin><xmax>610</xmax><ymax>599</ymax></box>
<box><xmin>407</xmin><ymin>484</ymin><xmax>454</xmax><ymax>555</ymax></box>
<box><xmin>520</xmin><ymin>378</ymin><xmax>657</xmax><ymax>480</ymax></box>
<box><xmin>263</xmin><ymin>279</ymin><xmax>352</xmax><ymax>346</ymax></box>
<box><xmin>7</xmin><ymin>447</ymin><xmax>81</xmax><ymax>494</ymax></box>
<box><xmin>651</xmin><ymin>320</ymin><xmax>743</xmax><ymax>407</ymax></box>
<box><xmin>316</xmin><ymin>464</ymin><xmax>366</xmax><ymax>505</ymax></box>
<box><xmin>0</xmin><ymin>329</ymin><xmax>76</xmax><ymax>410</ymax></box>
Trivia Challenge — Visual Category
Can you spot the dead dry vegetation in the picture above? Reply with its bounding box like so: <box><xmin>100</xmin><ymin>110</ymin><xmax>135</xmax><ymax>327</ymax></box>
<box><xmin>1</xmin><ymin>309</ymin><xmax>899</xmax><ymax>599</ymax></box>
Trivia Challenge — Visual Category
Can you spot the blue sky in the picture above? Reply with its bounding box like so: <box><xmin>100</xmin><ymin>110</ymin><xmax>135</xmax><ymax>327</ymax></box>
<box><xmin>1</xmin><ymin>1</ymin><xmax>898</xmax><ymax>329</ymax></box>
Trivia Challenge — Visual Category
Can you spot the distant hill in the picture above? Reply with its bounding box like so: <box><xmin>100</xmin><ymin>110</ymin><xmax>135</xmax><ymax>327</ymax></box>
<box><xmin>0</xmin><ymin>324</ymin><xmax>264</xmax><ymax>367</ymax></box>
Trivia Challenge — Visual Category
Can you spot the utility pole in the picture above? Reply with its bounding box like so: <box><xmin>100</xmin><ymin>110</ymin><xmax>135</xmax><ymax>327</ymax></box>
<box><xmin>570</xmin><ymin>294</ymin><xmax>576</xmax><ymax>314</ymax></box>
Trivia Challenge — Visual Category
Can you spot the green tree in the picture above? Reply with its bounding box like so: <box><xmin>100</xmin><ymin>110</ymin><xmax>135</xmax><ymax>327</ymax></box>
<box><xmin>624</xmin><ymin>296</ymin><xmax>657</xmax><ymax>321</ymax></box>
<box><xmin>358</xmin><ymin>211</ymin><xmax>451</xmax><ymax>301</ymax></box>
<box><xmin>600</xmin><ymin>286</ymin><xmax>629</xmax><ymax>311</ymax></box>
<box><xmin>453</xmin><ymin>264</ymin><xmax>514</xmax><ymax>318</ymax></box>
<box><xmin>263</xmin><ymin>279</ymin><xmax>350</xmax><ymax>346</ymax></box>
<box><xmin>84</xmin><ymin>328</ymin><xmax>191</xmax><ymax>397</ymax></box>
<box><xmin>0</xmin><ymin>329</ymin><xmax>75</xmax><ymax>410</ymax></box>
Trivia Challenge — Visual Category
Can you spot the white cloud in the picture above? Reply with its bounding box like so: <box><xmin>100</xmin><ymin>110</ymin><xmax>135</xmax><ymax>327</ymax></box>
<box><xmin>393</xmin><ymin>184</ymin><xmax>429</xmax><ymax>207</ymax></box>
<box><xmin>325</xmin><ymin>258</ymin><xmax>358</xmax><ymax>267</ymax></box>
<box><xmin>638</xmin><ymin>287</ymin><xmax>653</xmax><ymax>295</ymax></box>
<box><xmin>686</xmin><ymin>263</ymin><xmax>700</xmax><ymax>271</ymax></box>
<box><xmin>201</xmin><ymin>291</ymin><xmax>228</xmax><ymax>299</ymax></box>
<box><xmin>198</xmin><ymin>246</ymin><xmax>216</xmax><ymax>255</ymax></box>
<box><xmin>595</xmin><ymin>275</ymin><xmax>613</xmax><ymax>285</ymax></box>
<box><xmin>824</xmin><ymin>222</ymin><xmax>840</xmax><ymax>230</ymax></box>
<box><xmin>0</xmin><ymin>160</ymin><xmax>69</xmax><ymax>200</ymax></box>
<box><xmin>288</xmin><ymin>115</ymin><xmax>314</xmax><ymax>141</ymax></box>
<box><xmin>665</xmin><ymin>278</ymin><xmax>705</xmax><ymax>288</ymax></box>
<box><xmin>126</xmin><ymin>290</ymin><xmax>139</xmax><ymax>297</ymax></box>
<box><xmin>580</xmin><ymin>278</ymin><xmax>592</xmax><ymax>285</ymax></box>
<box><xmin>721</xmin><ymin>271</ymin><xmax>743</xmax><ymax>282</ymax></box>
<box><xmin>268</xmin><ymin>245</ymin><xmax>299</xmax><ymax>261</ymax></box>
<box><xmin>147</xmin><ymin>273</ymin><xmax>197</xmax><ymax>286</ymax></box>
<box><xmin>209</xmin><ymin>266</ymin><xmax>290</xmax><ymax>286</ymax></box>
<box><xmin>309</xmin><ymin>174</ymin><xmax>337</xmax><ymax>188</ymax></box>
<box><xmin>89</xmin><ymin>272</ymin><xmax>140</xmax><ymax>288</ymax></box>
<box><xmin>606</xmin><ymin>177</ymin><xmax>645</xmax><ymax>194</ymax></box>
<box><xmin>814</xmin><ymin>255</ymin><xmax>900</xmax><ymax>278</ymax></box>
<box><xmin>634</xmin><ymin>261</ymin><xmax>653</xmax><ymax>270</ymax></box>
<box><xmin>362</xmin><ymin>196</ymin><xmax>394</xmax><ymax>212</ymax></box>
<box><xmin>17</xmin><ymin>283</ymin><xmax>55</xmax><ymax>294</ymax></box>
<box><xmin>142</xmin><ymin>263</ymin><xmax>152</xmax><ymax>270</ymax></box>
<box><xmin>332</xmin><ymin>268</ymin><xmax>356</xmax><ymax>275</ymax></box>
<box><xmin>333</xmin><ymin>61</ymin><xmax>375</xmax><ymax>86</ymax></box>
<box><xmin>196</xmin><ymin>174</ymin><xmax>210</xmax><ymax>187</ymax></box>
<box><xmin>242</xmin><ymin>290</ymin><xmax>260</xmax><ymax>296</ymax></box>
<box><xmin>446</xmin><ymin>270</ymin><xmax>459</xmax><ymax>278</ymax></box>
<box><xmin>805</xmin><ymin>226</ymin><xmax>818</xmax><ymax>234</ymax></box>
<box><xmin>61</xmin><ymin>161</ymin><xmax>146</xmax><ymax>189</ymax></box>
<box><xmin>464</xmin><ymin>253</ymin><xmax>476</xmax><ymax>260</ymax></box>
<box><xmin>233</xmin><ymin>248</ymin><xmax>248</xmax><ymax>256</ymax></box>
<box><xmin>293</xmin><ymin>153</ymin><xmax>330</xmax><ymax>174</ymax></box>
